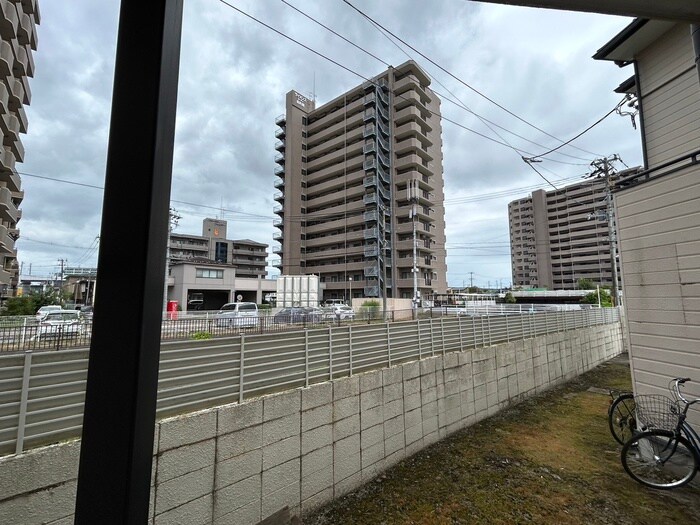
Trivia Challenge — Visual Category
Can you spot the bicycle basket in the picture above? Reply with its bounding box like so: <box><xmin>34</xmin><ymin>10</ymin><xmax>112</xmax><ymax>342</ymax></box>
<box><xmin>634</xmin><ymin>394</ymin><xmax>681</xmax><ymax>431</ymax></box>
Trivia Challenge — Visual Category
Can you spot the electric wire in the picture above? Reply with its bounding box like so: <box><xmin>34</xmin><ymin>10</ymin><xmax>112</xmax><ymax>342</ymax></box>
<box><xmin>341</xmin><ymin>0</ymin><xmax>603</xmax><ymax>158</ymax></box>
<box><xmin>278</xmin><ymin>0</ymin><xmax>592</xmax><ymax>165</ymax></box>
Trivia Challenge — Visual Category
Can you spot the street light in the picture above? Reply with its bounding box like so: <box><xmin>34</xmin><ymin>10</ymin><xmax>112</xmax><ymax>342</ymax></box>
<box><xmin>348</xmin><ymin>276</ymin><xmax>352</xmax><ymax>306</ymax></box>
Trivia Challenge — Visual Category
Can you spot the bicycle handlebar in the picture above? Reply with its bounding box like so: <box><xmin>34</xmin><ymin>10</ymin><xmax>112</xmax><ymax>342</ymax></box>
<box><xmin>672</xmin><ymin>377</ymin><xmax>698</xmax><ymax>406</ymax></box>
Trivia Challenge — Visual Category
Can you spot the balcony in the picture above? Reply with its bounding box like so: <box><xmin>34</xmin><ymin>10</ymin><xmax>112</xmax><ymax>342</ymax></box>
<box><xmin>363</xmin><ymin>108</ymin><xmax>376</xmax><ymax>122</ymax></box>
<box><xmin>272</xmin><ymin>243</ymin><xmax>283</xmax><ymax>254</ymax></box>
<box><xmin>273</xmin><ymin>191</ymin><xmax>283</xmax><ymax>202</ymax></box>
<box><xmin>363</xmin><ymin>157</ymin><xmax>376</xmax><ymax>171</ymax></box>
<box><xmin>275</xmin><ymin>114</ymin><xmax>286</xmax><ymax>125</ymax></box>
<box><xmin>8</xmin><ymin>78</ymin><xmax>24</xmax><ymax>110</ymax></box>
<box><xmin>274</xmin><ymin>140</ymin><xmax>285</xmax><ymax>152</ymax></box>
<box><xmin>17</xmin><ymin>13</ymin><xmax>32</xmax><ymax>46</ymax></box>
<box><xmin>274</xmin><ymin>153</ymin><xmax>284</xmax><ymax>165</ymax></box>
<box><xmin>0</xmin><ymin>166</ymin><xmax>22</xmax><ymax>191</ymax></box>
<box><xmin>274</xmin><ymin>179</ymin><xmax>284</xmax><ymax>190</ymax></box>
<box><xmin>377</xmin><ymin>119</ymin><xmax>389</xmax><ymax>136</ymax></box>
<box><xmin>363</xmin><ymin>227</ymin><xmax>378</xmax><ymax>240</ymax></box>
<box><xmin>275</xmin><ymin>127</ymin><xmax>285</xmax><ymax>139</ymax></box>
<box><xmin>364</xmin><ymin>265</ymin><xmax>379</xmax><ymax>277</ymax></box>
<box><xmin>364</xmin><ymin>245</ymin><xmax>379</xmax><ymax>257</ymax></box>
<box><xmin>274</xmin><ymin>166</ymin><xmax>284</xmax><ymax>177</ymax></box>
<box><xmin>273</xmin><ymin>218</ymin><xmax>283</xmax><ymax>228</ymax></box>
<box><xmin>0</xmin><ymin>3</ymin><xmax>18</xmax><ymax>40</ymax></box>
<box><xmin>362</xmin><ymin>141</ymin><xmax>376</xmax><ymax>155</ymax></box>
<box><xmin>0</xmin><ymin>187</ymin><xmax>18</xmax><ymax>222</ymax></box>
<box><xmin>363</xmin><ymin>125</ymin><xmax>375</xmax><ymax>139</ymax></box>
<box><xmin>0</xmin><ymin>224</ymin><xmax>13</xmax><ymax>255</ymax></box>
<box><xmin>363</xmin><ymin>285</ymin><xmax>379</xmax><ymax>297</ymax></box>
<box><xmin>364</xmin><ymin>92</ymin><xmax>376</xmax><ymax>105</ymax></box>
<box><xmin>363</xmin><ymin>175</ymin><xmax>376</xmax><ymax>189</ymax></box>
<box><xmin>273</xmin><ymin>204</ymin><xmax>283</xmax><ymax>215</ymax></box>
<box><xmin>0</xmin><ymin>41</ymin><xmax>11</xmax><ymax>78</ymax></box>
<box><xmin>363</xmin><ymin>193</ymin><xmax>377</xmax><ymax>205</ymax></box>
<box><xmin>272</xmin><ymin>231</ymin><xmax>282</xmax><ymax>241</ymax></box>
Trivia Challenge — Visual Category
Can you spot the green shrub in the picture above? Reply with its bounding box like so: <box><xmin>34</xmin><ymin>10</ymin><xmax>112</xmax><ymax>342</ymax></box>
<box><xmin>360</xmin><ymin>300</ymin><xmax>381</xmax><ymax>320</ymax></box>
<box><xmin>191</xmin><ymin>331</ymin><xmax>212</xmax><ymax>340</ymax></box>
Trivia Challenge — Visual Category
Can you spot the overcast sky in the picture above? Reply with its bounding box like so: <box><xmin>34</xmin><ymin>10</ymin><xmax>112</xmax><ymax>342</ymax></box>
<box><xmin>17</xmin><ymin>0</ymin><xmax>641</xmax><ymax>288</ymax></box>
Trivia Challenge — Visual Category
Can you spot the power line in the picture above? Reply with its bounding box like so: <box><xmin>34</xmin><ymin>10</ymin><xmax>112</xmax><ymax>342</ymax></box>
<box><xmin>341</xmin><ymin>0</ymin><xmax>603</xmax><ymax>158</ymax></box>
<box><xmin>279</xmin><ymin>0</ymin><xmax>591</xmax><ymax>165</ymax></box>
<box><xmin>216</xmin><ymin>0</ymin><xmax>591</xmax><ymax>164</ymax></box>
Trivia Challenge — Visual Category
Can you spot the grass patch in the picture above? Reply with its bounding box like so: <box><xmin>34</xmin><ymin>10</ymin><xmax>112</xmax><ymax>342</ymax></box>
<box><xmin>306</xmin><ymin>357</ymin><xmax>700</xmax><ymax>524</ymax></box>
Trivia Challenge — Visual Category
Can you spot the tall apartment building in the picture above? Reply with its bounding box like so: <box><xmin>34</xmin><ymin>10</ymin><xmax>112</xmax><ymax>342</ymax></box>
<box><xmin>508</xmin><ymin>174</ymin><xmax>627</xmax><ymax>290</ymax></box>
<box><xmin>273</xmin><ymin>60</ymin><xmax>447</xmax><ymax>302</ymax></box>
<box><xmin>169</xmin><ymin>218</ymin><xmax>267</xmax><ymax>278</ymax></box>
<box><xmin>0</xmin><ymin>1</ymin><xmax>39</xmax><ymax>297</ymax></box>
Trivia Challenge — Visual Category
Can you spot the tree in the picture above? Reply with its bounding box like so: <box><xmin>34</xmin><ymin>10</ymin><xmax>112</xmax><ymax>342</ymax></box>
<box><xmin>581</xmin><ymin>288</ymin><xmax>612</xmax><ymax>307</ymax></box>
<box><xmin>504</xmin><ymin>292</ymin><xmax>516</xmax><ymax>304</ymax></box>
<box><xmin>2</xmin><ymin>290</ymin><xmax>64</xmax><ymax>316</ymax></box>
<box><xmin>577</xmin><ymin>278</ymin><xmax>595</xmax><ymax>290</ymax></box>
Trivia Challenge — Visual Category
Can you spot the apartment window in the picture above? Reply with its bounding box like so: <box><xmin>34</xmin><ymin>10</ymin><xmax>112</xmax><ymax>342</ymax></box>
<box><xmin>196</xmin><ymin>268</ymin><xmax>224</xmax><ymax>279</ymax></box>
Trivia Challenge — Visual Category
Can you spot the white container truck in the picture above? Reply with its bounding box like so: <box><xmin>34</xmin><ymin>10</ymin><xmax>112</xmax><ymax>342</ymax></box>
<box><xmin>276</xmin><ymin>275</ymin><xmax>321</xmax><ymax>307</ymax></box>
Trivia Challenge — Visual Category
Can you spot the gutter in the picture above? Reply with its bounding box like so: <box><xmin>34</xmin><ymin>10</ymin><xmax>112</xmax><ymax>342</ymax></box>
<box><xmin>692</xmin><ymin>24</ymin><xmax>700</xmax><ymax>85</ymax></box>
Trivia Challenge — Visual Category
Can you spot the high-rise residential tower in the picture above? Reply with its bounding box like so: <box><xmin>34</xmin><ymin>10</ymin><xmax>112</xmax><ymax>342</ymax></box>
<box><xmin>273</xmin><ymin>60</ymin><xmax>447</xmax><ymax>303</ymax></box>
<box><xmin>0</xmin><ymin>0</ymin><xmax>39</xmax><ymax>296</ymax></box>
<box><xmin>508</xmin><ymin>173</ymin><xmax>632</xmax><ymax>290</ymax></box>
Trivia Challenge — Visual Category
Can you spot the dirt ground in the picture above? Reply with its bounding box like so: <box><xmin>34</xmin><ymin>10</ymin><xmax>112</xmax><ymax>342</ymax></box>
<box><xmin>305</xmin><ymin>355</ymin><xmax>700</xmax><ymax>525</ymax></box>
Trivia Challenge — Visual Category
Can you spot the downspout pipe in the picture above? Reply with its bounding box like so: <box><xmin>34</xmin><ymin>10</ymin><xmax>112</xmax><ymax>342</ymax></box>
<box><xmin>692</xmin><ymin>24</ymin><xmax>700</xmax><ymax>85</ymax></box>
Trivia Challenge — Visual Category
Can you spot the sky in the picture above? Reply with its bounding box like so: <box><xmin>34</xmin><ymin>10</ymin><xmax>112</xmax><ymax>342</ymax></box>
<box><xmin>17</xmin><ymin>0</ymin><xmax>642</xmax><ymax>289</ymax></box>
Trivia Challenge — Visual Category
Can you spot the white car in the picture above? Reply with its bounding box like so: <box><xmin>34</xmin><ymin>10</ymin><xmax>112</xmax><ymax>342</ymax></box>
<box><xmin>35</xmin><ymin>305</ymin><xmax>62</xmax><ymax>322</ymax></box>
<box><xmin>214</xmin><ymin>302</ymin><xmax>259</xmax><ymax>328</ymax></box>
<box><xmin>37</xmin><ymin>310</ymin><xmax>83</xmax><ymax>338</ymax></box>
<box><xmin>332</xmin><ymin>305</ymin><xmax>355</xmax><ymax>320</ymax></box>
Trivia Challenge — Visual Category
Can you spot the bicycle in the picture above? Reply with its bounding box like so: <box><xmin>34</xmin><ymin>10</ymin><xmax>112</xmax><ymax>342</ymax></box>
<box><xmin>620</xmin><ymin>378</ymin><xmax>700</xmax><ymax>489</ymax></box>
<box><xmin>608</xmin><ymin>390</ymin><xmax>636</xmax><ymax>445</ymax></box>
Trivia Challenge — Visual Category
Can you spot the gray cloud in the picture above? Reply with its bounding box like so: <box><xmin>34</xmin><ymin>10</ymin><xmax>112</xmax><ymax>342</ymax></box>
<box><xmin>17</xmin><ymin>0</ymin><xmax>642</xmax><ymax>288</ymax></box>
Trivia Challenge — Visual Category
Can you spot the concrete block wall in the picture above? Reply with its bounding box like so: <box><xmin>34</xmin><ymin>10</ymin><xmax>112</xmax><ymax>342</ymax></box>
<box><xmin>0</xmin><ymin>324</ymin><xmax>622</xmax><ymax>525</ymax></box>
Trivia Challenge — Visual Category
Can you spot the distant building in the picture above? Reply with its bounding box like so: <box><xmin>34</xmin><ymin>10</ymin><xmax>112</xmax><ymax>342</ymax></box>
<box><xmin>508</xmin><ymin>172</ymin><xmax>637</xmax><ymax>290</ymax></box>
<box><xmin>169</xmin><ymin>218</ymin><xmax>267</xmax><ymax>279</ymax></box>
<box><xmin>273</xmin><ymin>60</ymin><xmax>448</xmax><ymax>303</ymax></box>
<box><xmin>0</xmin><ymin>2</ymin><xmax>40</xmax><ymax>299</ymax></box>
<box><xmin>166</xmin><ymin>218</ymin><xmax>273</xmax><ymax>309</ymax></box>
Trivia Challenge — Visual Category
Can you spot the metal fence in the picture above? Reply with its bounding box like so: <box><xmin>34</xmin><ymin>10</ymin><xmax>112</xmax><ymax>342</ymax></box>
<box><xmin>0</xmin><ymin>307</ymin><xmax>620</xmax><ymax>456</ymax></box>
<box><xmin>0</xmin><ymin>309</ymin><xmax>401</xmax><ymax>353</ymax></box>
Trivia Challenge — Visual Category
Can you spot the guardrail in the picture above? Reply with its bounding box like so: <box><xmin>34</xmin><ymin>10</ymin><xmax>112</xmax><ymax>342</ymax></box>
<box><xmin>0</xmin><ymin>307</ymin><xmax>620</xmax><ymax>456</ymax></box>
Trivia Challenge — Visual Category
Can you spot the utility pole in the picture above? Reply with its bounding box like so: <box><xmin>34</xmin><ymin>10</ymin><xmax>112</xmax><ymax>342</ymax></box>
<box><xmin>588</xmin><ymin>155</ymin><xmax>621</xmax><ymax>307</ymax></box>
<box><xmin>163</xmin><ymin>208</ymin><xmax>181</xmax><ymax>316</ymax></box>
<box><xmin>469</xmin><ymin>271</ymin><xmax>474</xmax><ymax>289</ymax></box>
<box><xmin>58</xmin><ymin>258</ymin><xmax>66</xmax><ymax>299</ymax></box>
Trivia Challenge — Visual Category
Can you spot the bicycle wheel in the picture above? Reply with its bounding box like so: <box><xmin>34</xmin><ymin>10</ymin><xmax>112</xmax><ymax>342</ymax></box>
<box><xmin>621</xmin><ymin>430</ymin><xmax>698</xmax><ymax>489</ymax></box>
<box><xmin>608</xmin><ymin>393</ymin><xmax>636</xmax><ymax>445</ymax></box>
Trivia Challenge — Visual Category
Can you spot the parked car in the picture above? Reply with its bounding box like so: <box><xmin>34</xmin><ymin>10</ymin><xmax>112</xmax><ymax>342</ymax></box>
<box><xmin>36</xmin><ymin>310</ymin><xmax>83</xmax><ymax>338</ymax></box>
<box><xmin>331</xmin><ymin>305</ymin><xmax>355</xmax><ymax>320</ymax></box>
<box><xmin>78</xmin><ymin>305</ymin><xmax>94</xmax><ymax>320</ymax></box>
<box><xmin>273</xmin><ymin>307</ymin><xmax>323</xmax><ymax>324</ymax></box>
<box><xmin>214</xmin><ymin>302</ymin><xmax>259</xmax><ymax>328</ymax></box>
<box><xmin>35</xmin><ymin>305</ymin><xmax>62</xmax><ymax>322</ymax></box>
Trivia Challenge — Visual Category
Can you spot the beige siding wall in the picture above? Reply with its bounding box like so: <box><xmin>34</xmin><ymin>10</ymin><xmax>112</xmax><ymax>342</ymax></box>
<box><xmin>616</xmin><ymin>165</ymin><xmax>700</xmax><ymax>426</ymax></box>
<box><xmin>638</xmin><ymin>24</ymin><xmax>700</xmax><ymax>166</ymax></box>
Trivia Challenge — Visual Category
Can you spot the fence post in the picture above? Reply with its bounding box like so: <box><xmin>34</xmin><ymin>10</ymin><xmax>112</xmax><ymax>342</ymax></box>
<box><xmin>328</xmin><ymin>327</ymin><xmax>333</xmax><ymax>381</ymax></box>
<box><xmin>418</xmin><ymin>320</ymin><xmax>422</xmax><ymax>360</ymax></box>
<box><xmin>472</xmin><ymin>316</ymin><xmax>477</xmax><ymax>349</ymax></box>
<box><xmin>386</xmin><ymin>323</ymin><xmax>392</xmax><ymax>367</ymax></box>
<box><xmin>349</xmin><ymin>326</ymin><xmax>353</xmax><ymax>376</ymax></box>
<box><xmin>440</xmin><ymin>317</ymin><xmax>446</xmax><ymax>355</ymax></box>
<box><xmin>239</xmin><ymin>335</ymin><xmax>245</xmax><ymax>403</ymax></box>
<box><xmin>430</xmin><ymin>319</ymin><xmax>435</xmax><ymax>356</ymax></box>
<box><xmin>458</xmin><ymin>315</ymin><xmax>464</xmax><ymax>351</ymax></box>
<box><xmin>304</xmin><ymin>329</ymin><xmax>309</xmax><ymax>388</ymax></box>
<box><xmin>20</xmin><ymin>317</ymin><xmax>27</xmax><ymax>348</ymax></box>
<box><xmin>16</xmin><ymin>349</ymin><xmax>33</xmax><ymax>454</ymax></box>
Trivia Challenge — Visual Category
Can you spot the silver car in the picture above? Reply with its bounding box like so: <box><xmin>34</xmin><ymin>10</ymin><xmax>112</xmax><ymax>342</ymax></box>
<box><xmin>37</xmin><ymin>310</ymin><xmax>84</xmax><ymax>338</ymax></box>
